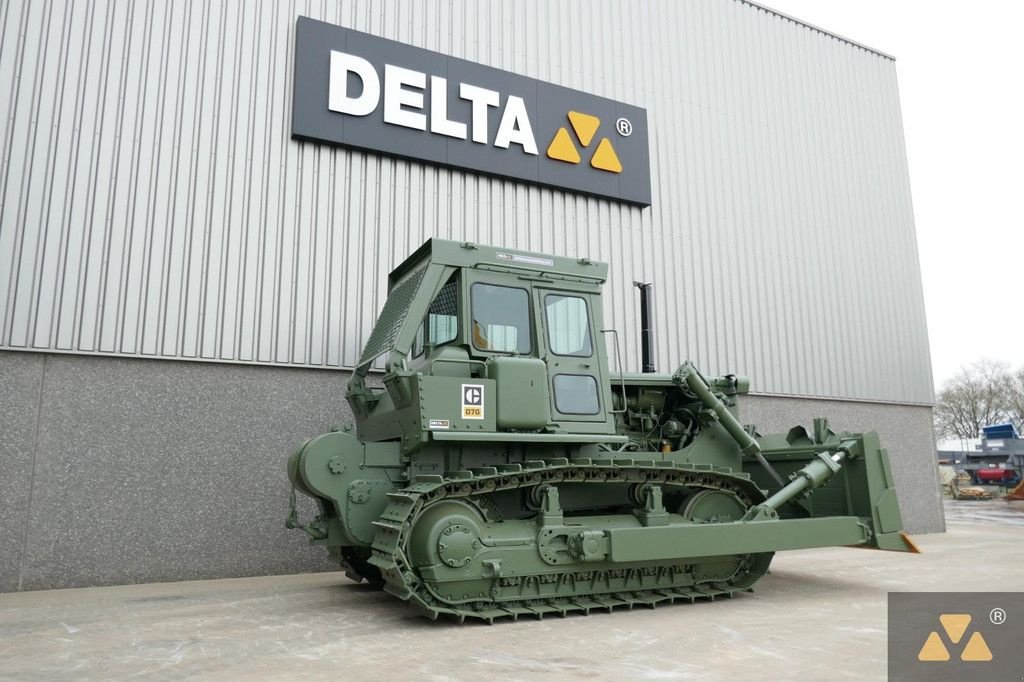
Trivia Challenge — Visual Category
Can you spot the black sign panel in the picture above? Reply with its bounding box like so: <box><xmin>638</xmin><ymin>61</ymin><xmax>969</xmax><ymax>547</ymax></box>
<box><xmin>291</xmin><ymin>17</ymin><xmax>652</xmax><ymax>206</ymax></box>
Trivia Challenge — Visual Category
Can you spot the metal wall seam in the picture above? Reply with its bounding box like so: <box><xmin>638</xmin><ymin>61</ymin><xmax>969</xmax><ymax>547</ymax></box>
<box><xmin>0</xmin><ymin>0</ymin><xmax>934</xmax><ymax>404</ymax></box>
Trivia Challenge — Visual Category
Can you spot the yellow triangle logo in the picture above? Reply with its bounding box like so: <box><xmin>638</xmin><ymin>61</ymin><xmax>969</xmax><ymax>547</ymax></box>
<box><xmin>917</xmin><ymin>614</ymin><xmax>994</xmax><ymax>664</ymax></box>
<box><xmin>917</xmin><ymin>631</ymin><xmax>950</xmax><ymax>661</ymax></box>
<box><xmin>961</xmin><ymin>632</ymin><xmax>993</xmax><ymax>662</ymax></box>
<box><xmin>567</xmin><ymin>111</ymin><xmax>600</xmax><ymax>147</ymax></box>
<box><xmin>547</xmin><ymin>112</ymin><xmax>625</xmax><ymax>174</ymax></box>
<box><xmin>590</xmin><ymin>138</ymin><xmax>622</xmax><ymax>173</ymax></box>
<box><xmin>939</xmin><ymin>614</ymin><xmax>971</xmax><ymax>644</ymax></box>
<box><xmin>547</xmin><ymin>127</ymin><xmax>580</xmax><ymax>164</ymax></box>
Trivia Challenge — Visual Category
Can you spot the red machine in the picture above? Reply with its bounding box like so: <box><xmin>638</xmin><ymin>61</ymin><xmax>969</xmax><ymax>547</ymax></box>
<box><xmin>975</xmin><ymin>468</ymin><xmax>1017</xmax><ymax>484</ymax></box>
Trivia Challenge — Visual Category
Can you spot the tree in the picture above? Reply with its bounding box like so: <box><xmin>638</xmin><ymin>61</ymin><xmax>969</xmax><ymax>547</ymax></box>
<box><xmin>1007</xmin><ymin>367</ymin><xmax>1024</xmax><ymax>435</ymax></box>
<box><xmin>933</xmin><ymin>360</ymin><xmax>1012</xmax><ymax>441</ymax></box>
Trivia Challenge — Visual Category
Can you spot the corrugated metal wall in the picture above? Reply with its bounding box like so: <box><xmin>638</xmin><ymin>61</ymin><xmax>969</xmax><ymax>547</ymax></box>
<box><xmin>0</xmin><ymin>0</ymin><xmax>933</xmax><ymax>404</ymax></box>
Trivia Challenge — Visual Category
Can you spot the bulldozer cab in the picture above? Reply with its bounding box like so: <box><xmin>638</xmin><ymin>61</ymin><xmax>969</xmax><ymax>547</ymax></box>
<box><xmin>348</xmin><ymin>239</ymin><xmax>620</xmax><ymax>446</ymax></box>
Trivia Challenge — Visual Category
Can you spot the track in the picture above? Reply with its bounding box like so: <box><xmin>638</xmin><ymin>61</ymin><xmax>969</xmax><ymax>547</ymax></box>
<box><xmin>368</xmin><ymin>457</ymin><xmax>774</xmax><ymax>623</ymax></box>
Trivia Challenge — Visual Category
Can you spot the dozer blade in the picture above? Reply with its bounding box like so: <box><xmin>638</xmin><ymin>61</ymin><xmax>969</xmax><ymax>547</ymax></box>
<box><xmin>749</xmin><ymin>427</ymin><xmax>918</xmax><ymax>553</ymax></box>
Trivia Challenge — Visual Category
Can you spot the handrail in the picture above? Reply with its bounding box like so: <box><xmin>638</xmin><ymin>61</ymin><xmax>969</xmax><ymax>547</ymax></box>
<box><xmin>600</xmin><ymin>329</ymin><xmax>627</xmax><ymax>414</ymax></box>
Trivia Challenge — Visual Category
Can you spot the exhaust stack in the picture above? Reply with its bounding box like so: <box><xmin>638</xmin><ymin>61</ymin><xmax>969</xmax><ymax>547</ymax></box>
<box><xmin>633</xmin><ymin>281</ymin><xmax>655</xmax><ymax>373</ymax></box>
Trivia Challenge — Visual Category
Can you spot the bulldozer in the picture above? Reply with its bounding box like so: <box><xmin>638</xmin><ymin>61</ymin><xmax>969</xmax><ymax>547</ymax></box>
<box><xmin>287</xmin><ymin>239</ymin><xmax>917</xmax><ymax>622</ymax></box>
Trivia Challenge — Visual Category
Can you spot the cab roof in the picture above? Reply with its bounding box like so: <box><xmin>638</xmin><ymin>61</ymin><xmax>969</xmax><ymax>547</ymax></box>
<box><xmin>389</xmin><ymin>239</ymin><xmax>608</xmax><ymax>288</ymax></box>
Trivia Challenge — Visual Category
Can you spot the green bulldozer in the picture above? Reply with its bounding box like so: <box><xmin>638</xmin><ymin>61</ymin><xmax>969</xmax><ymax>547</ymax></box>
<box><xmin>287</xmin><ymin>239</ymin><xmax>917</xmax><ymax>622</ymax></box>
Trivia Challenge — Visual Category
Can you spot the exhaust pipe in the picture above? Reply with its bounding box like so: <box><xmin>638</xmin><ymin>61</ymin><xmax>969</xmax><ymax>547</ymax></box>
<box><xmin>633</xmin><ymin>281</ymin><xmax>655</xmax><ymax>373</ymax></box>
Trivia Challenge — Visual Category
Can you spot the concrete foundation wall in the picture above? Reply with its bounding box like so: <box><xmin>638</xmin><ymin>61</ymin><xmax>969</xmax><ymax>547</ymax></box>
<box><xmin>742</xmin><ymin>394</ymin><xmax>944</xmax><ymax>535</ymax></box>
<box><xmin>0</xmin><ymin>351</ymin><xmax>344</xmax><ymax>593</ymax></box>
<box><xmin>0</xmin><ymin>351</ymin><xmax>943</xmax><ymax>593</ymax></box>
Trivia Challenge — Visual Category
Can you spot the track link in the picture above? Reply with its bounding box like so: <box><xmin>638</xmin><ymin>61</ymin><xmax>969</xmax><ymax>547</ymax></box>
<box><xmin>368</xmin><ymin>457</ymin><xmax>772</xmax><ymax>623</ymax></box>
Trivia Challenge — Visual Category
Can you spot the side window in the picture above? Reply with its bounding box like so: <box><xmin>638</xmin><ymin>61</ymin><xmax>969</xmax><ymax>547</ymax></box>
<box><xmin>544</xmin><ymin>294</ymin><xmax>592</xmax><ymax>357</ymax></box>
<box><xmin>412</xmin><ymin>277</ymin><xmax>458</xmax><ymax>358</ymax></box>
<box><xmin>470</xmin><ymin>283</ymin><xmax>531</xmax><ymax>354</ymax></box>
<box><xmin>553</xmin><ymin>374</ymin><xmax>601</xmax><ymax>415</ymax></box>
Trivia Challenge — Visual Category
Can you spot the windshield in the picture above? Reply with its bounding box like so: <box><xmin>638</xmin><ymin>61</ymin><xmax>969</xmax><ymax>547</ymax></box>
<box><xmin>470</xmin><ymin>283</ymin><xmax>531</xmax><ymax>354</ymax></box>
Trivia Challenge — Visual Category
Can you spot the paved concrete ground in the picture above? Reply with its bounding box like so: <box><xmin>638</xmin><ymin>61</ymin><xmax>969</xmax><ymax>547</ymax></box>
<box><xmin>2</xmin><ymin>519</ymin><xmax>1023</xmax><ymax>681</ymax></box>
<box><xmin>943</xmin><ymin>497</ymin><xmax>1024</xmax><ymax>526</ymax></box>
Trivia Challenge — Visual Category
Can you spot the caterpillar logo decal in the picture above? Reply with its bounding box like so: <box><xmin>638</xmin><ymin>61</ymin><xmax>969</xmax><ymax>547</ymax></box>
<box><xmin>547</xmin><ymin>111</ymin><xmax>622</xmax><ymax>173</ymax></box>
<box><xmin>917</xmin><ymin>614</ymin><xmax>992</xmax><ymax>662</ymax></box>
<box><xmin>461</xmin><ymin>384</ymin><xmax>484</xmax><ymax>420</ymax></box>
<box><xmin>292</xmin><ymin>17</ymin><xmax>652</xmax><ymax>206</ymax></box>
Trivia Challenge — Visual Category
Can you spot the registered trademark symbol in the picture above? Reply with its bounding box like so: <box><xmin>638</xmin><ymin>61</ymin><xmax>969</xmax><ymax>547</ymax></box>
<box><xmin>615</xmin><ymin>117</ymin><xmax>632</xmax><ymax>136</ymax></box>
<box><xmin>990</xmin><ymin>607</ymin><xmax>1006</xmax><ymax>625</ymax></box>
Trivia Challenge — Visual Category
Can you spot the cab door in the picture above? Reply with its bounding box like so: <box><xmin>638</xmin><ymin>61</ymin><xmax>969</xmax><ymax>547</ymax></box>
<box><xmin>534</xmin><ymin>287</ymin><xmax>612</xmax><ymax>430</ymax></box>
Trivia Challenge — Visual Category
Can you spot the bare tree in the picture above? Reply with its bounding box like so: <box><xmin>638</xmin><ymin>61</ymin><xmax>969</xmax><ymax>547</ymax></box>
<box><xmin>933</xmin><ymin>360</ymin><xmax>1012</xmax><ymax>441</ymax></box>
<box><xmin>1007</xmin><ymin>367</ymin><xmax>1024</xmax><ymax>434</ymax></box>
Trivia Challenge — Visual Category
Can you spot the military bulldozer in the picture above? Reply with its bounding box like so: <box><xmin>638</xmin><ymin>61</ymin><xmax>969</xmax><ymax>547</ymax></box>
<box><xmin>287</xmin><ymin>239</ymin><xmax>917</xmax><ymax>622</ymax></box>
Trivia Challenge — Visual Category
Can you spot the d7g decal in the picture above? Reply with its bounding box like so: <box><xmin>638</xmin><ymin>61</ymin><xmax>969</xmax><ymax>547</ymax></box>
<box><xmin>461</xmin><ymin>384</ymin><xmax>484</xmax><ymax>420</ymax></box>
<box><xmin>292</xmin><ymin>17</ymin><xmax>651</xmax><ymax>206</ymax></box>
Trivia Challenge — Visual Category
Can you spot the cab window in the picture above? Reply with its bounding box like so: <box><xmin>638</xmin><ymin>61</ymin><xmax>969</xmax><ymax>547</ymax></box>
<box><xmin>553</xmin><ymin>374</ymin><xmax>601</xmax><ymax>414</ymax></box>
<box><xmin>470</xmin><ymin>283</ymin><xmax>531</xmax><ymax>354</ymax></box>
<box><xmin>412</xmin><ymin>277</ymin><xmax>458</xmax><ymax>357</ymax></box>
<box><xmin>544</xmin><ymin>294</ymin><xmax>592</xmax><ymax>357</ymax></box>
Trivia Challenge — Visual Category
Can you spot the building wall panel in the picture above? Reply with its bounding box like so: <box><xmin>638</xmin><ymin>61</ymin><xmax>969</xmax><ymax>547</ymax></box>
<box><xmin>0</xmin><ymin>0</ymin><xmax>933</xmax><ymax>403</ymax></box>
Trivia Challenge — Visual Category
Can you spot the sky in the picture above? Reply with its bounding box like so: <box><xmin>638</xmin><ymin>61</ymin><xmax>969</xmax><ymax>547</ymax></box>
<box><xmin>762</xmin><ymin>0</ymin><xmax>1024</xmax><ymax>390</ymax></box>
